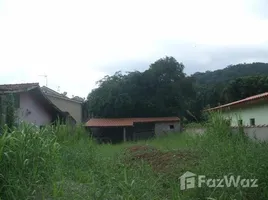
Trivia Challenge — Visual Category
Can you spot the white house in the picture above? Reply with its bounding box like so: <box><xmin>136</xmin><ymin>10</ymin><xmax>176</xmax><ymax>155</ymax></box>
<box><xmin>205</xmin><ymin>92</ymin><xmax>268</xmax><ymax>127</ymax></box>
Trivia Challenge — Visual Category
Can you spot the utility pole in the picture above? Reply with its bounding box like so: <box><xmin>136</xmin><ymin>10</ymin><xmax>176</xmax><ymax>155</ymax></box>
<box><xmin>39</xmin><ymin>74</ymin><xmax>48</xmax><ymax>86</ymax></box>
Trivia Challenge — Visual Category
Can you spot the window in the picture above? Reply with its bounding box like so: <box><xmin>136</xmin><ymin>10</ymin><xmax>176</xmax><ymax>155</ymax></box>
<box><xmin>250</xmin><ymin>118</ymin><xmax>255</xmax><ymax>126</ymax></box>
<box><xmin>238</xmin><ymin>120</ymin><xmax>243</xmax><ymax>126</ymax></box>
<box><xmin>169</xmin><ymin>125</ymin><xmax>174</xmax><ymax>129</ymax></box>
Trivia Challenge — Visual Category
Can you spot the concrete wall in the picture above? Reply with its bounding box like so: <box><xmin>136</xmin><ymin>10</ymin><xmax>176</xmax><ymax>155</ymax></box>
<box><xmin>184</xmin><ymin>127</ymin><xmax>268</xmax><ymax>141</ymax></box>
<box><xmin>46</xmin><ymin>95</ymin><xmax>82</xmax><ymax>123</ymax></box>
<box><xmin>154</xmin><ymin>121</ymin><xmax>180</xmax><ymax>136</ymax></box>
<box><xmin>184</xmin><ymin>127</ymin><xmax>205</xmax><ymax>135</ymax></box>
<box><xmin>17</xmin><ymin>92</ymin><xmax>52</xmax><ymax>126</ymax></box>
<box><xmin>232</xmin><ymin>127</ymin><xmax>268</xmax><ymax>141</ymax></box>
<box><xmin>221</xmin><ymin>102</ymin><xmax>268</xmax><ymax>127</ymax></box>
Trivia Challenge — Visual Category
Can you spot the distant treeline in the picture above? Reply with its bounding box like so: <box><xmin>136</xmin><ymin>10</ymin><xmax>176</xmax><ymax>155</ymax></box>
<box><xmin>83</xmin><ymin>57</ymin><xmax>268</xmax><ymax>122</ymax></box>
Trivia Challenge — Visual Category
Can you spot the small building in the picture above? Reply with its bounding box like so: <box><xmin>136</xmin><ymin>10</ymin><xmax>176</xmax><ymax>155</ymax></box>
<box><xmin>205</xmin><ymin>92</ymin><xmax>268</xmax><ymax>127</ymax></box>
<box><xmin>0</xmin><ymin>83</ymin><xmax>75</xmax><ymax>126</ymax></box>
<box><xmin>41</xmin><ymin>86</ymin><xmax>84</xmax><ymax>123</ymax></box>
<box><xmin>85</xmin><ymin>117</ymin><xmax>180</xmax><ymax>143</ymax></box>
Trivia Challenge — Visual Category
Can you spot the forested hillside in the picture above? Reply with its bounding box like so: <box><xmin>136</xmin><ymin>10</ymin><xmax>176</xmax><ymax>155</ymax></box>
<box><xmin>84</xmin><ymin>58</ymin><xmax>268</xmax><ymax>122</ymax></box>
<box><xmin>192</xmin><ymin>62</ymin><xmax>268</xmax><ymax>85</ymax></box>
<box><xmin>193</xmin><ymin>63</ymin><xmax>268</xmax><ymax>116</ymax></box>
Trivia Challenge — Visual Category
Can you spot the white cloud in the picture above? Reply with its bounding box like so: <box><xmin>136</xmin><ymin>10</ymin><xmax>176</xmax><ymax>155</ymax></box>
<box><xmin>0</xmin><ymin>0</ymin><xmax>268</xmax><ymax>97</ymax></box>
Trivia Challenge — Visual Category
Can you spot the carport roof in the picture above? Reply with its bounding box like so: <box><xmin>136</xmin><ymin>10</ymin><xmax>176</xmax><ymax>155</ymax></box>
<box><xmin>85</xmin><ymin>117</ymin><xmax>180</xmax><ymax>127</ymax></box>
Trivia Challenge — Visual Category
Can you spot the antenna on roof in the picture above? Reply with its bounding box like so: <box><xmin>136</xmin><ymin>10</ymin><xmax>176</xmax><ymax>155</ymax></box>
<box><xmin>57</xmin><ymin>86</ymin><xmax>60</xmax><ymax>92</ymax></box>
<box><xmin>39</xmin><ymin>74</ymin><xmax>48</xmax><ymax>86</ymax></box>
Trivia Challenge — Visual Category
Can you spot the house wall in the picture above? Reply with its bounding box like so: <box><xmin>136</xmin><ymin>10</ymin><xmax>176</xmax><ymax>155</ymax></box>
<box><xmin>155</xmin><ymin>121</ymin><xmax>180</xmax><ymax>136</ymax></box>
<box><xmin>231</xmin><ymin>127</ymin><xmax>268</xmax><ymax>141</ymax></box>
<box><xmin>221</xmin><ymin>102</ymin><xmax>268</xmax><ymax>126</ymax></box>
<box><xmin>17</xmin><ymin>92</ymin><xmax>52</xmax><ymax>126</ymax></box>
<box><xmin>46</xmin><ymin>95</ymin><xmax>82</xmax><ymax>123</ymax></box>
<box><xmin>183</xmin><ymin>127</ymin><xmax>268</xmax><ymax>141</ymax></box>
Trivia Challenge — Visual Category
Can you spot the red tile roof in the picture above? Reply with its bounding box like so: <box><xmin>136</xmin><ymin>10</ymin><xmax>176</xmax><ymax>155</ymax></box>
<box><xmin>0</xmin><ymin>83</ymin><xmax>39</xmax><ymax>92</ymax></box>
<box><xmin>85</xmin><ymin>117</ymin><xmax>180</xmax><ymax>127</ymax></box>
<box><xmin>205</xmin><ymin>92</ymin><xmax>268</xmax><ymax>111</ymax></box>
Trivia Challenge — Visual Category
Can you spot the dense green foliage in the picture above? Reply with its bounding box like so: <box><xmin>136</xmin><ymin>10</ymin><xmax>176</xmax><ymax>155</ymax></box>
<box><xmin>5</xmin><ymin>94</ymin><xmax>15</xmax><ymax>129</ymax></box>
<box><xmin>0</xmin><ymin>96</ymin><xmax>3</xmax><ymax>129</ymax></box>
<box><xmin>192</xmin><ymin>62</ymin><xmax>268</xmax><ymax>85</ymax></box>
<box><xmin>221</xmin><ymin>75</ymin><xmax>268</xmax><ymax>102</ymax></box>
<box><xmin>194</xmin><ymin>74</ymin><xmax>268</xmax><ymax>112</ymax></box>
<box><xmin>0</xmin><ymin>123</ymin><xmax>89</xmax><ymax>200</ymax></box>
<box><xmin>86</xmin><ymin>58</ymin><xmax>268</xmax><ymax>122</ymax></box>
<box><xmin>1</xmin><ymin>115</ymin><xmax>268</xmax><ymax>199</ymax></box>
<box><xmin>88</xmin><ymin>57</ymin><xmax>195</xmax><ymax>118</ymax></box>
<box><xmin>0</xmin><ymin>94</ymin><xmax>16</xmax><ymax>131</ymax></box>
<box><xmin>0</xmin><ymin>124</ymin><xmax>60</xmax><ymax>199</ymax></box>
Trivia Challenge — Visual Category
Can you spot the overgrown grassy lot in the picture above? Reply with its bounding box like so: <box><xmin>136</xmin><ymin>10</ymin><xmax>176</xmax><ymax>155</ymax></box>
<box><xmin>1</xmin><ymin>114</ymin><xmax>268</xmax><ymax>200</ymax></box>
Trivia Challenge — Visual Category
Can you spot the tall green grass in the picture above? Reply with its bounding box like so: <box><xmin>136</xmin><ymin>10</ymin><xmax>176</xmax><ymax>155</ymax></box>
<box><xmin>1</xmin><ymin>113</ymin><xmax>268</xmax><ymax>199</ymax></box>
<box><xmin>186</xmin><ymin>113</ymin><xmax>268</xmax><ymax>200</ymax></box>
<box><xmin>0</xmin><ymin>123</ymin><xmax>60</xmax><ymax>200</ymax></box>
<box><xmin>0</xmin><ymin>122</ymin><xmax>91</xmax><ymax>200</ymax></box>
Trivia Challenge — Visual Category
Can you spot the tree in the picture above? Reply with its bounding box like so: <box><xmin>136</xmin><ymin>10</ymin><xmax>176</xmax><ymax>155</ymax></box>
<box><xmin>5</xmin><ymin>94</ymin><xmax>15</xmax><ymax>129</ymax></box>
<box><xmin>85</xmin><ymin>59</ymin><xmax>268</xmax><ymax>123</ymax></box>
<box><xmin>191</xmin><ymin>62</ymin><xmax>268</xmax><ymax>85</ymax></box>
<box><xmin>191</xmin><ymin>63</ymin><xmax>268</xmax><ymax>112</ymax></box>
<box><xmin>0</xmin><ymin>95</ymin><xmax>3</xmax><ymax>131</ymax></box>
<box><xmin>86</xmin><ymin>56</ymin><xmax>195</xmax><ymax>120</ymax></box>
<box><xmin>221</xmin><ymin>75</ymin><xmax>268</xmax><ymax>103</ymax></box>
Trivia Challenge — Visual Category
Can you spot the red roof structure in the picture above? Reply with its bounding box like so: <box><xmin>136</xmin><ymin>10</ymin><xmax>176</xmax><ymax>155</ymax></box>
<box><xmin>204</xmin><ymin>92</ymin><xmax>268</xmax><ymax>112</ymax></box>
<box><xmin>85</xmin><ymin>117</ymin><xmax>180</xmax><ymax>127</ymax></box>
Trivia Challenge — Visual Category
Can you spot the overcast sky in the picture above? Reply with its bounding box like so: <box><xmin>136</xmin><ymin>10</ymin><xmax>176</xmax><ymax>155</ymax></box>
<box><xmin>0</xmin><ymin>0</ymin><xmax>268</xmax><ymax>98</ymax></box>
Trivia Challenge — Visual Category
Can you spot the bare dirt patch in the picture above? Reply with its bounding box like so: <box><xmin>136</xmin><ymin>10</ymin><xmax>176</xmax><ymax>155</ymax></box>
<box><xmin>124</xmin><ymin>145</ymin><xmax>199</xmax><ymax>173</ymax></box>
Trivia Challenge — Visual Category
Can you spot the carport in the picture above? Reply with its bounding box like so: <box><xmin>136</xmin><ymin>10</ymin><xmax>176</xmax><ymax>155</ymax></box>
<box><xmin>85</xmin><ymin>117</ymin><xmax>180</xmax><ymax>143</ymax></box>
